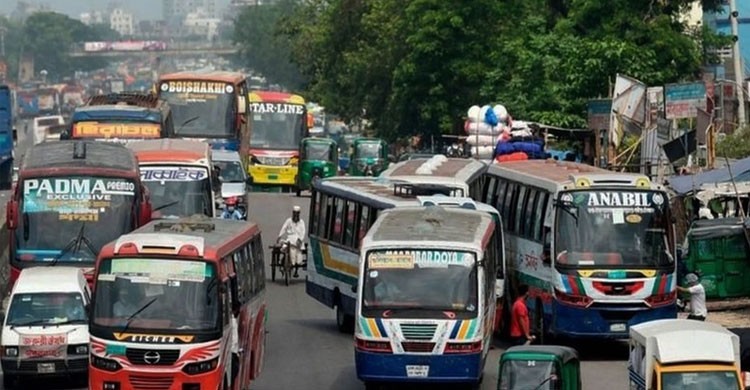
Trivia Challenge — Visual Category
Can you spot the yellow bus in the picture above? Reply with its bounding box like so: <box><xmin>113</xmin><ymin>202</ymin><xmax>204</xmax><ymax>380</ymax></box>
<box><xmin>247</xmin><ymin>91</ymin><xmax>310</xmax><ymax>189</ymax></box>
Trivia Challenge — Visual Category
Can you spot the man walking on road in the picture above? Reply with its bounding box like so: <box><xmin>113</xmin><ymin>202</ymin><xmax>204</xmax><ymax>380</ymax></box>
<box><xmin>677</xmin><ymin>273</ymin><xmax>707</xmax><ymax>321</ymax></box>
<box><xmin>510</xmin><ymin>284</ymin><xmax>536</xmax><ymax>345</ymax></box>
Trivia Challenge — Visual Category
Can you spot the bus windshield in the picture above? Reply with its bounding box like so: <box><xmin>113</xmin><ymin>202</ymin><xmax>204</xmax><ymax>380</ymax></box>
<box><xmin>92</xmin><ymin>258</ymin><xmax>219</xmax><ymax>332</ymax></box>
<box><xmin>250</xmin><ymin>105</ymin><xmax>305</xmax><ymax>150</ymax></box>
<box><xmin>141</xmin><ymin>166</ymin><xmax>211</xmax><ymax>218</ymax></box>
<box><xmin>160</xmin><ymin>89</ymin><xmax>234</xmax><ymax>138</ymax></box>
<box><xmin>554</xmin><ymin>190</ymin><xmax>673</xmax><ymax>268</ymax></box>
<box><xmin>214</xmin><ymin>161</ymin><xmax>245</xmax><ymax>183</ymax></box>
<box><xmin>6</xmin><ymin>292</ymin><xmax>87</xmax><ymax>327</ymax></box>
<box><xmin>661</xmin><ymin>371</ymin><xmax>740</xmax><ymax>390</ymax></box>
<box><xmin>361</xmin><ymin>249</ymin><xmax>477</xmax><ymax>319</ymax></box>
<box><xmin>16</xmin><ymin>176</ymin><xmax>136</xmax><ymax>263</ymax></box>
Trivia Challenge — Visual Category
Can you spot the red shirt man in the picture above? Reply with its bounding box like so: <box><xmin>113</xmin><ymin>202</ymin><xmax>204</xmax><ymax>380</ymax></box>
<box><xmin>509</xmin><ymin>284</ymin><xmax>536</xmax><ymax>345</ymax></box>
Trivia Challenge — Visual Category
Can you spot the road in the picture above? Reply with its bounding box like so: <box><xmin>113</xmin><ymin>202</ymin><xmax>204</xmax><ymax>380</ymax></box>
<box><xmin>0</xmin><ymin>124</ymin><xmax>629</xmax><ymax>389</ymax></box>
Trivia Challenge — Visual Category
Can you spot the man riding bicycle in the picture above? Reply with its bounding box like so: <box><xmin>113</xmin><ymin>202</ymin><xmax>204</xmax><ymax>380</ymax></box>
<box><xmin>277</xmin><ymin>205</ymin><xmax>306</xmax><ymax>278</ymax></box>
<box><xmin>221</xmin><ymin>196</ymin><xmax>244</xmax><ymax>220</ymax></box>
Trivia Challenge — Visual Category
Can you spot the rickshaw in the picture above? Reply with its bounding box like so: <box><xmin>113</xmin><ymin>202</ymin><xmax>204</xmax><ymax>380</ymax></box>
<box><xmin>498</xmin><ymin>345</ymin><xmax>582</xmax><ymax>390</ymax></box>
<box><xmin>347</xmin><ymin>137</ymin><xmax>389</xmax><ymax>176</ymax></box>
<box><xmin>268</xmin><ymin>241</ymin><xmax>308</xmax><ymax>286</ymax></box>
<box><xmin>296</xmin><ymin>137</ymin><xmax>338</xmax><ymax>196</ymax></box>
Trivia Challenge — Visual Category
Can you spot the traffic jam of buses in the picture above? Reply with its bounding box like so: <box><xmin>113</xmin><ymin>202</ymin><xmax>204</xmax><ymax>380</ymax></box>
<box><xmin>1</xmin><ymin>59</ymin><xmax>750</xmax><ymax>390</ymax></box>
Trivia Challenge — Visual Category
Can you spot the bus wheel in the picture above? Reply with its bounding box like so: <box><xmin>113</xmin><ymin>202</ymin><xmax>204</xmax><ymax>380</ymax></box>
<box><xmin>3</xmin><ymin>374</ymin><xmax>17</xmax><ymax>389</ymax></box>
<box><xmin>0</xmin><ymin>160</ymin><xmax>12</xmax><ymax>190</ymax></box>
<box><xmin>336</xmin><ymin>305</ymin><xmax>354</xmax><ymax>334</ymax></box>
<box><xmin>534</xmin><ymin>300</ymin><xmax>545</xmax><ymax>345</ymax></box>
<box><xmin>364</xmin><ymin>382</ymin><xmax>381</xmax><ymax>390</ymax></box>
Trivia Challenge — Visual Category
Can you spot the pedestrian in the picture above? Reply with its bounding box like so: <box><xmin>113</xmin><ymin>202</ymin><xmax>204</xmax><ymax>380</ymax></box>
<box><xmin>677</xmin><ymin>273</ymin><xmax>707</xmax><ymax>321</ymax></box>
<box><xmin>509</xmin><ymin>284</ymin><xmax>536</xmax><ymax>345</ymax></box>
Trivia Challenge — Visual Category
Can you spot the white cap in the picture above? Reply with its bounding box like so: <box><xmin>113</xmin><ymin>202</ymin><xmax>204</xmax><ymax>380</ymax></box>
<box><xmin>293</xmin><ymin>205</ymin><xmax>301</xmax><ymax>212</ymax></box>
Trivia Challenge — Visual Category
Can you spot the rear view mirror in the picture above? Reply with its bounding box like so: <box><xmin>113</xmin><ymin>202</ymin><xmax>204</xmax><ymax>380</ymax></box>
<box><xmin>237</xmin><ymin>95</ymin><xmax>247</xmax><ymax>115</ymax></box>
<box><xmin>6</xmin><ymin>200</ymin><xmax>18</xmax><ymax>229</ymax></box>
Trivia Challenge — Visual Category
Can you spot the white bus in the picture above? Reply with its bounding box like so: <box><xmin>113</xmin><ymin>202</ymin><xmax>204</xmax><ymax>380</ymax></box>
<box><xmin>479</xmin><ymin>159</ymin><xmax>677</xmax><ymax>340</ymax></box>
<box><xmin>308</xmin><ymin>176</ymin><xmax>504</xmax><ymax>333</ymax></box>
<box><xmin>354</xmin><ymin>206</ymin><xmax>498</xmax><ymax>387</ymax></box>
<box><xmin>379</xmin><ymin>155</ymin><xmax>488</xmax><ymax>199</ymax></box>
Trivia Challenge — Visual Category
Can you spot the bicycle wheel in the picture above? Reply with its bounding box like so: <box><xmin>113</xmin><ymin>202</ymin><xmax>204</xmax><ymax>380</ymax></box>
<box><xmin>284</xmin><ymin>250</ymin><xmax>291</xmax><ymax>286</ymax></box>
<box><xmin>270</xmin><ymin>250</ymin><xmax>277</xmax><ymax>282</ymax></box>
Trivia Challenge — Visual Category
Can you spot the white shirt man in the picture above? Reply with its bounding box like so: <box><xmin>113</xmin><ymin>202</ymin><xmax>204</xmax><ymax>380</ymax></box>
<box><xmin>678</xmin><ymin>273</ymin><xmax>707</xmax><ymax>321</ymax></box>
<box><xmin>278</xmin><ymin>205</ymin><xmax>307</xmax><ymax>276</ymax></box>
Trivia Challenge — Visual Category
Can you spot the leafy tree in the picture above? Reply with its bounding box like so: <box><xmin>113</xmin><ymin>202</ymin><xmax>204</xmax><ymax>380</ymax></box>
<box><xmin>717</xmin><ymin>127</ymin><xmax>750</xmax><ymax>159</ymax></box>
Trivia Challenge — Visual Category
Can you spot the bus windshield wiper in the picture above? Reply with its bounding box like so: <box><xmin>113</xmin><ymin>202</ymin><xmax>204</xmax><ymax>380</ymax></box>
<box><xmin>153</xmin><ymin>200</ymin><xmax>179</xmax><ymax>212</ymax></box>
<box><xmin>118</xmin><ymin>297</ymin><xmax>158</xmax><ymax>336</ymax></box>
<box><xmin>12</xmin><ymin>318</ymin><xmax>53</xmax><ymax>328</ymax></box>
<box><xmin>50</xmin><ymin>223</ymin><xmax>96</xmax><ymax>266</ymax></box>
<box><xmin>177</xmin><ymin>116</ymin><xmax>200</xmax><ymax>133</ymax></box>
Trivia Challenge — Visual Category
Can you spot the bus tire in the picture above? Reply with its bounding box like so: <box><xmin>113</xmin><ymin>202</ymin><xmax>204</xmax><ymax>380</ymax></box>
<box><xmin>0</xmin><ymin>159</ymin><xmax>12</xmax><ymax>190</ymax></box>
<box><xmin>336</xmin><ymin>304</ymin><xmax>354</xmax><ymax>334</ymax></box>
<box><xmin>364</xmin><ymin>381</ymin><xmax>381</xmax><ymax>390</ymax></box>
<box><xmin>3</xmin><ymin>374</ymin><xmax>17</xmax><ymax>389</ymax></box>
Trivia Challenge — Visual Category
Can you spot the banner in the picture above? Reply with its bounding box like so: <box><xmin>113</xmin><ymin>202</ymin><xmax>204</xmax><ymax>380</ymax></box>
<box><xmin>159</xmin><ymin>81</ymin><xmax>234</xmax><ymax>95</ymax></box>
<box><xmin>664</xmin><ymin>82</ymin><xmax>707</xmax><ymax>119</ymax></box>
<box><xmin>72</xmin><ymin>122</ymin><xmax>161</xmax><ymax>139</ymax></box>
<box><xmin>23</xmin><ymin>177</ymin><xmax>135</xmax><ymax>221</ymax></box>
<box><xmin>19</xmin><ymin>333</ymin><xmax>68</xmax><ymax>360</ymax></box>
<box><xmin>367</xmin><ymin>250</ymin><xmax>475</xmax><ymax>269</ymax></box>
<box><xmin>250</xmin><ymin>102</ymin><xmax>305</xmax><ymax>115</ymax></box>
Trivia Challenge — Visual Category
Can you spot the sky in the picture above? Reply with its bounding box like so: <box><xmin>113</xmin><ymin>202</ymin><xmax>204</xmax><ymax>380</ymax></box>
<box><xmin>1</xmin><ymin>0</ymin><xmax>232</xmax><ymax>21</ymax></box>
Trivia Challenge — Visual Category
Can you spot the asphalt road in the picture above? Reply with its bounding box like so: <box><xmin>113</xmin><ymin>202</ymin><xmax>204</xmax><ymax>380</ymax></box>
<box><xmin>0</xmin><ymin>127</ymin><xmax>629</xmax><ymax>389</ymax></box>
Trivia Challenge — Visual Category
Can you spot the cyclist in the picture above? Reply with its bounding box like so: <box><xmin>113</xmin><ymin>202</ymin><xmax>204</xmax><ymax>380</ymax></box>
<box><xmin>221</xmin><ymin>197</ymin><xmax>244</xmax><ymax>220</ymax></box>
<box><xmin>277</xmin><ymin>205</ymin><xmax>306</xmax><ymax>278</ymax></box>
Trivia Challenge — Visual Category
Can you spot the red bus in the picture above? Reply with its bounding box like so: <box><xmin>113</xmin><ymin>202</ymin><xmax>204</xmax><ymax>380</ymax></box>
<box><xmin>89</xmin><ymin>216</ymin><xmax>267</xmax><ymax>390</ymax></box>
<box><xmin>5</xmin><ymin>141</ymin><xmax>152</xmax><ymax>287</ymax></box>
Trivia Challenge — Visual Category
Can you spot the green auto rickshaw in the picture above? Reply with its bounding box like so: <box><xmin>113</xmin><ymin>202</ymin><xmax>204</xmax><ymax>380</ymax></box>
<box><xmin>347</xmin><ymin>137</ymin><xmax>389</xmax><ymax>176</ymax></box>
<box><xmin>296</xmin><ymin>137</ymin><xmax>339</xmax><ymax>196</ymax></box>
<box><xmin>498</xmin><ymin>345</ymin><xmax>581</xmax><ymax>390</ymax></box>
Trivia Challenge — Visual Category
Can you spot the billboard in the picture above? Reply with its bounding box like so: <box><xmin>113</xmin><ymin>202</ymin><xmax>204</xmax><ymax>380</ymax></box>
<box><xmin>664</xmin><ymin>82</ymin><xmax>706</xmax><ymax>119</ymax></box>
<box><xmin>587</xmin><ymin>99</ymin><xmax>612</xmax><ymax>130</ymax></box>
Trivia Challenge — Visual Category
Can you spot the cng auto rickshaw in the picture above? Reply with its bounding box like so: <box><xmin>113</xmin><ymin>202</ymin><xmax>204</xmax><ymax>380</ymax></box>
<box><xmin>498</xmin><ymin>345</ymin><xmax>582</xmax><ymax>390</ymax></box>
<box><xmin>347</xmin><ymin>138</ymin><xmax>389</xmax><ymax>176</ymax></box>
<box><xmin>296</xmin><ymin>137</ymin><xmax>338</xmax><ymax>196</ymax></box>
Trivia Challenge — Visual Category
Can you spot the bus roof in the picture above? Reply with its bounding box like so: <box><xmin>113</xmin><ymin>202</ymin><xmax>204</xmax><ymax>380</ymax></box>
<box><xmin>126</xmin><ymin>139</ymin><xmax>211</xmax><ymax>164</ymax></box>
<box><xmin>85</xmin><ymin>92</ymin><xmax>165</xmax><ymax>109</ymax></box>
<box><xmin>363</xmin><ymin>206</ymin><xmax>494</xmax><ymax>249</ymax></box>
<box><xmin>158</xmin><ymin>71</ymin><xmax>246</xmax><ymax>84</ymax></box>
<box><xmin>487</xmin><ymin>160</ymin><xmax>661</xmax><ymax>192</ymax></box>
<box><xmin>249</xmin><ymin>90</ymin><xmax>305</xmax><ymax>105</ymax></box>
<box><xmin>72</xmin><ymin>105</ymin><xmax>163</xmax><ymax>123</ymax></box>
<box><xmin>13</xmin><ymin>267</ymin><xmax>85</xmax><ymax>294</ymax></box>
<box><xmin>382</xmin><ymin>157</ymin><xmax>487</xmax><ymax>179</ymax></box>
<box><xmin>21</xmin><ymin>140</ymin><xmax>138</xmax><ymax>173</ymax></box>
<box><xmin>103</xmin><ymin>216</ymin><xmax>260</xmax><ymax>260</ymax></box>
<box><xmin>630</xmin><ymin>319</ymin><xmax>739</xmax><ymax>365</ymax></box>
<box><xmin>315</xmin><ymin>176</ymin><xmax>500</xmax><ymax>217</ymax></box>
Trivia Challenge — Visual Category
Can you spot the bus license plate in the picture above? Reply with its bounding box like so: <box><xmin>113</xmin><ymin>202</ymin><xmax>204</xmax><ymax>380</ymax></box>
<box><xmin>37</xmin><ymin>363</ymin><xmax>55</xmax><ymax>373</ymax></box>
<box><xmin>610</xmin><ymin>323</ymin><xmax>627</xmax><ymax>332</ymax></box>
<box><xmin>267</xmin><ymin>175</ymin><xmax>278</xmax><ymax>180</ymax></box>
<box><xmin>406</xmin><ymin>365</ymin><xmax>429</xmax><ymax>378</ymax></box>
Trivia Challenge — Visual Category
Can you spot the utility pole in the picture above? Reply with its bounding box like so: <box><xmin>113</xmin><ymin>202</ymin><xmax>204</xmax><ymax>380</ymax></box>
<box><xmin>730</xmin><ymin>0</ymin><xmax>746</xmax><ymax>127</ymax></box>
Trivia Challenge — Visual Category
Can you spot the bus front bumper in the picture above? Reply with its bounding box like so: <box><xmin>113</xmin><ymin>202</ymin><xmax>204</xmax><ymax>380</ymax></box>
<box><xmin>551</xmin><ymin>301</ymin><xmax>677</xmax><ymax>338</ymax></box>
<box><xmin>248</xmin><ymin>165</ymin><xmax>297</xmax><ymax>185</ymax></box>
<box><xmin>355</xmin><ymin>350</ymin><xmax>483</xmax><ymax>383</ymax></box>
<box><xmin>1</xmin><ymin>357</ymin><xmax>88</xmax><ymax>377</ymax></box>
<box><xmin>89</xmin><ymin>365</ymin><xmax>222</xmax><ymax>390</ymax></box>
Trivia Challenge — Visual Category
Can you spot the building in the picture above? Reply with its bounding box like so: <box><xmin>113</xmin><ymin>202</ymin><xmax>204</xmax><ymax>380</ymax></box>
<box><xmin>703</xmin><ymin>0</ymin><xmax>750</xmax><ymax>78</ymax></box>
<box><xmin>80</xmin><ymin>10</ymin><xmax>106</xmax><ymax>26</ymax></box>
<box><xmin>164</xmin><ymin>0</ymin><xmax>217</xmax><ymax>26</ymax></box>
<box><xmin>183</xmin><ymin>7</ymin><xmax>221</xmax><ymax>41</ymax></box>
<box><xmin>110</xmin><ymin>8</ymin><xmax>135</xmax><ymax>36</ymax></box>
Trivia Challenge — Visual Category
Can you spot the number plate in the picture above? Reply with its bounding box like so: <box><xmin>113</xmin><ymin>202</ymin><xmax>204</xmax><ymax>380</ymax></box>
<box><xmin>37</xmin><ymin>363</ymin><xmax>55</xmax><ymax>373</ymax></box>
<box><xmin>406</xmin><ymin>365</ymin><xmax>429</xmax><ymax>378</ymax></box>
<box><xmin>610</xmin><ymin>323</ymin><xmax>627</xmax><ymax>332</ymax></box>
<box><xmin>267</xmin><ymin>174</ymin><xmax>278</xmax><ymax>180</ymax></box>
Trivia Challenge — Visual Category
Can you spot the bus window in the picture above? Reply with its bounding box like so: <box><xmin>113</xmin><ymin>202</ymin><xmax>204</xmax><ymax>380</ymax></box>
<box><xmin>344</xmin><ymin>202</ymin><xmax>357</xmax><ymax>248</ymax></box>
<box><xmin>332</xmin><ymin>198</ymin><xmax>345</xmax><ymax>243</ymax></box>
<box><xmin>310</xmin><ymin>191</ymin><xmax>321</xmax><ymax>235</ymax></box>
<box><xmin>523</xmin><ymin>190</ymin><xmax>538</xmax><ymax>238</ymax></box>
<box><xmin>514</xmin><ymin>187</ymin><xmax>527</xmax><ymax>234</ymax></box>
<box><xmin>533</xmin><ymin>193</ymin><xmax>548</xmax><ymax>241</ymax></box>
<box><xmin>357</xmin><ymin>205</ymin><xmax>370</xmax><ymax>247</ymax></box>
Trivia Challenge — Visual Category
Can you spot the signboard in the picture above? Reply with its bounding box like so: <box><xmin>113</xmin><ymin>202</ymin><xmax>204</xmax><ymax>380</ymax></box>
<box><xmin>19</xmin><ymin>333</ymin><xmax>68</xmax><ymax>360</ymax></box>
<box><xmin>159</xmin><ymin>81</ymin><xmax>234</xmax><ymax>95</ymax></box>
<box><xmin>109</xmin><ymin>258</ymin><xmax>210</xmax><ymax>282</ymax></box>
<box><xmin>23</xmin><ymin>177</ymin><xmax>135</xmax><ymax>222</ymax></box>
<box><xmin>587</xmin><ymin>99</ymin><xmax>612</xmax><ymax>130</ymax></box>
<box><xmin>665</xmin><ymin>82</ymin><xmax>707</xmax><ymax>119</ymax></box>
<box><xmin>367</xmin><ymin>250</ymin><xmax>475</xmax><ymax>269</ymax></box>
<box><xmin>141</xmin><ymin>166</ymin><xmax>208</xmax><ymax>181</ymax></box>
<box><xmin>72</xmin><ymin>122</ymin><xmax>161</xmax><ymax>139</ymax></box>
<box><xmin>646</xmin><ymin>87</ymin><xmax>664</xmax><ymax>125</ymax></box>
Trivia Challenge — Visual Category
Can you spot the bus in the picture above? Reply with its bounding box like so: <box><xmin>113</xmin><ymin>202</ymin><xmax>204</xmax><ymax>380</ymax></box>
<box><xmin>355</xmin><ymin>206</ymin><xmax>499</xmax><ymax>386</ymax></box>
<box><xmin>246</xmin><ymin>91</ymin><xmax>310</xmax><ymax>189</ymax></box>
<box><xmin>479</xmin><ymin>159</ymin><xmax>677</xmax><ymax>340</ymax></box>
<box><xmin>308</xmin><ymin>176</ymin><xmax>504</xmax><ymax>333</ymax></box>
<box><xmin>379</xmin><ymin>155</ymin><xmax>488</xmax><ymax>199</ymax></box>
<box><xmin>64</xmin><ymin>92</ymin><xmax>173</xmax><ymax>143</ymax></box>
<box><xmin>156</xmin><ymin>71</ymin><xmax>249</xmax><ymax>152</ymax></box>
<box><xmin>89</xmin><ymin>216</ymin><xmax>267</xmax><ymax>390</ymax></box>
<box><xmin>127</xmin><ymin>139</ymin><xmax>217</xmax><ymax>219</ymax></box>
<box><xmin>5</xmin><ymin>141</ymin><xmax>152</xmax><ymax>287</ymax></box>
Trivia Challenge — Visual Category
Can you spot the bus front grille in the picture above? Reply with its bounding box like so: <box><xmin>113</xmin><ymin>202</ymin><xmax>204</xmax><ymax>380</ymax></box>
<box><xmin>129</xmin><ymin>375</ymin><xmax>174</xmax><ymax>390</ymax></box>
<box><xmin>400</xmin><ymin>324</ymin><xmax>437</xmax><ymax>340</ymax></box>
<box><xmin>401</xmin><ymin>342</ymin><xmax>436</xmax><ymax>353</ymax></box>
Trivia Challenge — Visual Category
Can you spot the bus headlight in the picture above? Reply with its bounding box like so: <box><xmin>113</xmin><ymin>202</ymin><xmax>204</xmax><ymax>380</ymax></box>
<box><xmin>182</xmin><ymin>357</ymin><xmax>219</xmax><ymax>375</ymax></box>
<box><xmin>91</xmin><ymin>355</ymin><xmax>122</xmax><ymax>372</ymax></box>
<box><xmin>554</xmin><ymin>289</ymin><xmax>593</xmax><ymax>308</ymax></box>
<box><xmin>4</xmin><ymin>347</ymin><xmax>18</xmax><ymax>357</ymax></box>
<box><xmin>645</xmin><ymin>291</ymin><xmax>676</xmax><ymax>308</ymax></box>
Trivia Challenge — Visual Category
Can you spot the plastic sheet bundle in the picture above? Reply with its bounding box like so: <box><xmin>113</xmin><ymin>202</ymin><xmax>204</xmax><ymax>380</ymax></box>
<box><xmin>465</xmin><ymin>104</ymin><xmax>511</xmax><ymax>160</ymax></box>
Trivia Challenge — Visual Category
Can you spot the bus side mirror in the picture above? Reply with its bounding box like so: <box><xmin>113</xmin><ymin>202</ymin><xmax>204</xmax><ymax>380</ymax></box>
<box><xmin>6</xmin><ymin>200</ymin><xmax>18</xmax><ymax>230</ymax></box>
<box><xmin>237</xmin><ymin>95</ymin><xmax>246</xmax><ymax>115</ymax></box>
<box><xmin>139</xmin><ymin>201</ymin><xmax>152</xmax><ymax>226</ymax></box>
